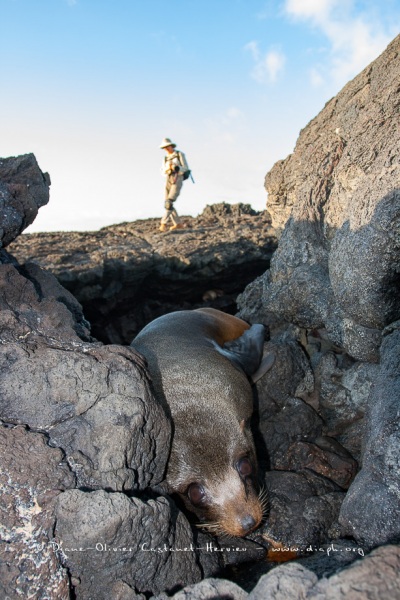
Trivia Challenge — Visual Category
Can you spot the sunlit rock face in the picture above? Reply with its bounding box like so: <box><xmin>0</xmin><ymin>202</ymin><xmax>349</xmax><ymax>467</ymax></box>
<box><xmin>238</xmin><ymin>33</ymin><xmax>400</xmax><ymax>564</ymax></box>
<box><xmin>262</xmin><ymin>35</ymin><xmax>400</xmax><ymax>362</ymax></box>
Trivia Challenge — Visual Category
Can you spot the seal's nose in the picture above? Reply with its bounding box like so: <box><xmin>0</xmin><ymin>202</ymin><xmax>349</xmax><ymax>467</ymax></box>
<box><xmin>240</xmin><ymin>514</ymin><xmax>257</xmax><ymax>533</ymax></box>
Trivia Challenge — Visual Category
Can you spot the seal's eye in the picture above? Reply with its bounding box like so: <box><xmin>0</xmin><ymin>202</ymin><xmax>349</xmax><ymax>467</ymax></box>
<box><xmin>187</xmin><ymin>483</ymin><xmax>206</xmax><ymax>506</ymax></box>
<box><xmin>237</xmin><ymin>457</ymin><xmax>253</xmax><ymax>479</ymax></box>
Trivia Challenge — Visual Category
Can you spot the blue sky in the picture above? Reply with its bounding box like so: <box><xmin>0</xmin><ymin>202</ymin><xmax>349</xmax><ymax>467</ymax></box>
<box><xmin>2</xmin><ymin>0</ymin><xmax>399</xmax><ymax>232</ymax></box>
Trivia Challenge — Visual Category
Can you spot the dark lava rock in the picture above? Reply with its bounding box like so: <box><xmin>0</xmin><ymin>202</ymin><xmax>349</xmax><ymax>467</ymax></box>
<box><xmin>154</xmin><ymin>577</ymin><xmax>248</xmax><ymax>600</ymax></box>
<box><xmin>160</xmin><ymin>545</ymin><xmax>400</xmax><ymax>599</ymax></box>
<box><xmin>239</xmin><ymin>35</ymin><xmax>400</xmax><ymax>362</ymax></box>
<box><xmin>309</xmin><ymin>348</ymin><xmax>378</xmax><ymax>462</ymax></box>
<box><xmin>230</xmin><ymin>539</ymin><xmax>365</xmax><ymax>594</ymax></box>
<box><xmin>281</xmin><ymin>437</ymin><xmax>357</xmax><ymax>490</ymax></box>
<box><xmin>257</xmin><ymin>395</ymin><xmax>324</xmax><ymax>469</ymax></box>
<box><xmin>0</xmin><ymin>153</ymin><xmax>50</xmax><ymax>247</ymax></box>
<box><xmin>54</xmin><ymin>490</ymin><xmax>202</xmax><ymax>598</ymax></box>
<box><xmin>339</xmin><ymin>323</ymin><xmax>400</xmax><ymax>548</ymax></box>
<box><xmin>9</xmin><ymin>202</ymin><xmax>278</xmax><ymax>344</ymax></box>
<box><xmin>255</xmin><ymin>337</ymin><xmax>315</xmax><ymax>408</ymax></box>
<box><xmin>253</xmin><ymin>336</ymin><xmax>357</xmax><ymax>487</ymax></box>
<box><xmin>260</xmin><ymin>470</ymin><xmax>345</xmax><ymax>550</ymax></box>
<box><xmin>0</xmin><ymin>426</ymin><xmax>74</xmax><ymax>600</ymax></box>
<box><xmin>247</xmin><ymin>545</ymin><xmax>400</xmax><ymax>599</ymax></box>
<box><xmin>0</xmin><ymin>261</ymin><xmax>170</xmax><ymax>492</ymax></box>
<box><xmin>236</xmin><ymin>34</ymin><xmax>400</xmax><ymax>565</ymax></box>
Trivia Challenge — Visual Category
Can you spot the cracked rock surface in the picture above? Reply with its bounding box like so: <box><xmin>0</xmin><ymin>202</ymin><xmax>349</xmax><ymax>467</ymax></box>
<box><xmin>249</xmin><ymin>35</ymin><xmax>400</xmax><ymax>363</ymax></box>
<box><xmin>238</xmin><ymin>34</ymin><xmax>400</xmax><ymax>559</ymax></box>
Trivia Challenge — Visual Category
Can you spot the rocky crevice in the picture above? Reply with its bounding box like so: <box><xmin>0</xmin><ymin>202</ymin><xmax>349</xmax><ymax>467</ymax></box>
<box><xmin>10</xmin><ymin>203</ymin><xmax>277</xmax><ymax>344</ymax></box>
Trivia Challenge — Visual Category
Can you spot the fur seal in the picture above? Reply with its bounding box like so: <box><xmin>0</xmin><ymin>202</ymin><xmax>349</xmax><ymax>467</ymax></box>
<box><xmin>131</xmin><ymin>308</ymin><xmax>273</xmax><ymax>537</ymax></box>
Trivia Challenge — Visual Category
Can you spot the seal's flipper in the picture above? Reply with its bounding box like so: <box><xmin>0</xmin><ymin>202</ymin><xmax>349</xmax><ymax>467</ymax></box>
<box><xmin>216</xmin><ymin>324</ymin><xmax>265</xmax><ymax>377</ymax></box>
<box><xmin>250</xmin><ymin>352</ymin><xmax>275</xmax><ymax>384</ymax></box>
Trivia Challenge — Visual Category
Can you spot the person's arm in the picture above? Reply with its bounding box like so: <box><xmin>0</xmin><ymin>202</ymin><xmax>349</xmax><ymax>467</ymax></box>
<box><xmin>163</xmin><ymin>156</ymin><xmax>172</xmax><ymax>175</ymax></box>
<box><xmin>177</xmin><ymin>151</ymin><xmax>189</xmax><ymax>173</ymax></box>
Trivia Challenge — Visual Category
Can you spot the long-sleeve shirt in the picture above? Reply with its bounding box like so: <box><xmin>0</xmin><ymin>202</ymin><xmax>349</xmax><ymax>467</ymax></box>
<box><xmin>162</xmin><ymin>150</ymin><xmax>189</xmax><ymax>177</ymax></box>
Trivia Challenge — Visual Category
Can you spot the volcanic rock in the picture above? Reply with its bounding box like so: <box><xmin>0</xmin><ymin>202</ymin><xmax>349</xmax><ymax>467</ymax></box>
<box><xmin>54</xmin><ymin>490</ymin><xmax>202</xmax><ymax>597</ymax></box>
<box><xmin>154</xmin><ymin>577</ymin><xmax>248</xmax><ymax>600</ymax></box>
<box><xmin>238</xmin><ymin>34</ymin><xmax>400</xmax><ymax>553</ymax></box>
<box><xmin>248</xmin><ymin>545</ymin><xmax>400</xmax><ymax>600</ymax></box>
<box><xmin>261</xmin><ymin>470</ymin><xmax>345</xmax><ymax>549</ymax></box>
<box><xmin>339</xmin><ymin>323</ymin><xmax>400</xmax><ymax>548</ymax></box>
<box><xmin>0</xmin><ymin>153</ymin><xmax>50</xmax><ymax>247</ymax></box>
<box><xmin>0</xmin><ymin>426</ymin><xmax>73</xmax><ymax>600</ymax></box>
<box><xmin>242</xmin><ymin>35</ymin><xmax>400</xmax><ymax>362</ymax></box>
<box><xmin>9</xmin><ymin>203</ymin><xmax>278</xmax><ymax>344</ymax></box>
<box><xmin>159</xmin><ymin>545</ymin><xmax>400</xmax><ymax>599</ymax></box>
<box><xmin>0</xmin><ymin>261</ymin><xmax>170</xmax><ymax>492</ymax></box>
<box><xmin>2</xmin><ymin>31</ymin><xmax>400</xmax><ymax>600</ymax></box>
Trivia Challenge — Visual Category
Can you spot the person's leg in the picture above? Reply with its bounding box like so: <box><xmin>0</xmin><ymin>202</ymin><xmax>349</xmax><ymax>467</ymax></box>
<box><xmin>166</xmin><ymin>177</ymin><xmax>182</xmax><ymax>228</ymax></box>
<box><xmin>162</xmin><ymin>200</ymin><xmax>174</xmax><ymax>222</ymax></box>
<box><xmin>169</xmin><ymin>206</ymin><xmax>179</xmax><ymax>227</ymax></box>
<box><xmin>159</xmin><ymin>200</ymin><xmax>174</xmax><ymax>231</ymax></box>
<box><xmin>160</xmin><ymin>179</ymin><xmax>173</xmax><ymax>230</ymax></box>
<box><xmin>168</xmin><ymin>178</ymin><xmax>182</xmax><ymax>204</ymax></box>
<box><xmin>160</xmin><ymin>176</ymin><xmax>183</xmax><ymax>231</ymax></box>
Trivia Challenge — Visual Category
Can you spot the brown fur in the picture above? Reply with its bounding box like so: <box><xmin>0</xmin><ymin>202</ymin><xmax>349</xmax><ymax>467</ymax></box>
<box><xmin>132</xmin><ymin>308</ymin><xmax>265</xmax><ymax>537</ymax></box>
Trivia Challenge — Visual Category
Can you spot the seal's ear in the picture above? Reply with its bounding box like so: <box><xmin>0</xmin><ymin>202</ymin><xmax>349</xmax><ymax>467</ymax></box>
<box><xmin>215</xmin><ymin>324</ymin><xmax>266</xmax><ymax>377</ymax></box>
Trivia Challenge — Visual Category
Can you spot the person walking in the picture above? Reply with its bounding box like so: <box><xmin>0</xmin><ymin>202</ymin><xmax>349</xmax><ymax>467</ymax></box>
<box><xmin>159</xmin><ymin>137</ymin><xmax>190</xmax><ymax>232</ymax></box>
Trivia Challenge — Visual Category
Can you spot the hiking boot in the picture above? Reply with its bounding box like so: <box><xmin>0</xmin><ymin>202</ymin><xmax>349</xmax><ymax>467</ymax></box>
<box><xmin>159</xmin><ymin>223</ymin><xmax>168</xmax><ymax>232</ymax></box>
<box><xmin>170</xmin><ymin>223</ymin><xmax>184</xmax><ymax>231</ymax></box>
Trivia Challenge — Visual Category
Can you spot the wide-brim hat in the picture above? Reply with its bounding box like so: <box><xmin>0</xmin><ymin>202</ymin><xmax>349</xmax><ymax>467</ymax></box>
<box><xmin>159</xmin><ymin>137</ymin><xmax>176</xmax><ymax>149</ymax></box>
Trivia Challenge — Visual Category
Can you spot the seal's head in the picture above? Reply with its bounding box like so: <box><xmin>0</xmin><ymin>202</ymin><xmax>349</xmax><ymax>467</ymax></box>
<box><xmin>167</xmin><ymin>410</ymin><xmax>266</xmax><ymax>537</ymax></box>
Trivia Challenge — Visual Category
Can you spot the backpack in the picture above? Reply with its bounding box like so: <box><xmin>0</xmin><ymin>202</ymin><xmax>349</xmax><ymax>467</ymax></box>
<box><xmin>177</xmin><ymin>151</ymin><xmax>193</xmax><ymax>182</ymax></box>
